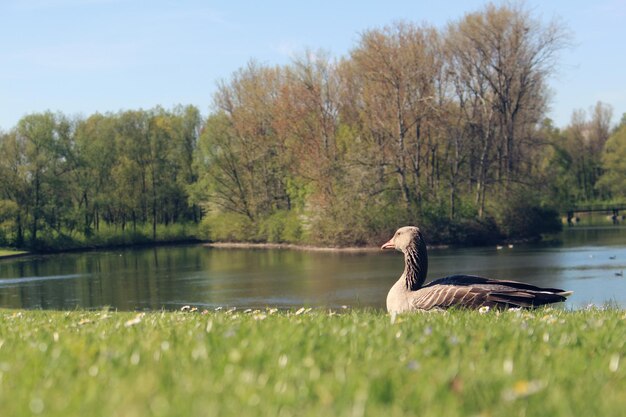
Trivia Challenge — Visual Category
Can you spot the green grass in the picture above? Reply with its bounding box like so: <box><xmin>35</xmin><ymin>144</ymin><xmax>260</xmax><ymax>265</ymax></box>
<box><xmin>1</xmin><ymin>308</ymin><xmax>625</xmax><ymax>417</ymax></box>
<box><xmin>11</xmin><ymin>223</ymin><xmax>201</xmax><ymax>252</ymax></box>
<box><xmin>0</xmin><ymin>248</ymin><xmax>27</xmax><ymax>257</ymax></box>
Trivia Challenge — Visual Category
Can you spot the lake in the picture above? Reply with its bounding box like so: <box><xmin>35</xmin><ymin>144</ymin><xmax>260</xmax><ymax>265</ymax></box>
<box><xmin>1</xmin><ymin>227</ymin><xmax>625</xmax><ymax>311</ymax></box>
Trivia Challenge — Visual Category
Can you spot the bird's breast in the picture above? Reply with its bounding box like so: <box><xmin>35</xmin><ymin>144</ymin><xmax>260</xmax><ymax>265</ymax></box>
<box><xmin>386</xmin><ymin>278</ymin><xmax>411</xmax><ymax>313</ymax></box>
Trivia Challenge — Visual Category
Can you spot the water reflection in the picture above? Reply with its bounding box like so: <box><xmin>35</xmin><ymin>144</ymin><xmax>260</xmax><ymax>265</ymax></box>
<box><xmin>0</xmin><ymin>227</ymin><xmax>625</xmax><ymax>310</ymax></box>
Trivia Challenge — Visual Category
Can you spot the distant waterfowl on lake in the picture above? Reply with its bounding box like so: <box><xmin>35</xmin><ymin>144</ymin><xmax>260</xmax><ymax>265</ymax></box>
<box><xmin>381</xmin><ymin>226</ymin><xmax>573</xmax><ymax>314</ymax></box>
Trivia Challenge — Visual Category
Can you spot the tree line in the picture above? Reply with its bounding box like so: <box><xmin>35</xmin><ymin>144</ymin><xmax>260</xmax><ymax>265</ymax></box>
<box><xmin>0</xmin><ymin>106</ymin><xmax>202</xmax><ymax>249</ymax></box>
<box><xmin>1</xmin><ymin>3</ymin><xmax>625</xmax><ymax>250</ymax></box>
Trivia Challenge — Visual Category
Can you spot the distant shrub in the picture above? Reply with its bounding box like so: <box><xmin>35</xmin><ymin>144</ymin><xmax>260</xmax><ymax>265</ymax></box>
<box><xmin>306</xmin><ymin>197</ymin><xmax>398</xmax><ymax>247</ymax></box>
<box><xmin>499</xmin><ymin>204</ymin><xmax>562</xmax><ymax>239</ymax></box>
<box><xmin>383</xmin><ymin>199</ymin><xmax>502</xmax><ymax>246</ymax></box>
<box><xmin>497</xmin><ymin>193</ymin><xmax>562</xmax><ymax>240</ymax></box>
<box><xmin>450</xmin><ymin>217</ymin><xmax>502</xmax><ymax>246</ymax></box>
<box><xmin>258</xmin><ymin>210</ymin><xmax>304</xmax><ymax>243</ymax></box>
<box><xmin>153</xmin><ymin>223</ymin><xmax>199</xmax><ymax>242</ymax></box>
<box><xmin>201</xmin><ymin>212</ymin><xmax>254</xmax><ymax>242</ymax></box>
<box><xmin>31</xmin><ymin>233</ymin><xmax>69</xmax><ymax>252</ymax></box>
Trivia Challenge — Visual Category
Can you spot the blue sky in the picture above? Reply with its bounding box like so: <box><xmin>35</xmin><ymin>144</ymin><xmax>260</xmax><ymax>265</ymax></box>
<box><xmin>1</xmin><ymin>0</ymin><xmax>625</xmax><ymax>130</ymax></box>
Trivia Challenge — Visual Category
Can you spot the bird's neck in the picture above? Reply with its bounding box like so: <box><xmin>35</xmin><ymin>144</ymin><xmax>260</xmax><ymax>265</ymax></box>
<box><xmin>402</xmin><ymin>234</ymin><xmax>428</xmax><ymax>291</ymax></box>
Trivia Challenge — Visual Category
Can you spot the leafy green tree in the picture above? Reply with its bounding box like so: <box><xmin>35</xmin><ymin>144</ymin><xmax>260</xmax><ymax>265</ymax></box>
<box><xmin>597</xmin><ymin>124</ymin><xmax>626</xmax><ymax>199</ymax></box>
<box><xmin>15</xmin><ymin>112</ymin><xmax>74</xmax><ymax>244</ymax></box>
<box><xmin>73</xmin><ymin>113</ymin><xmax>118</xmax><ymax>235</ymax></box>
<box><xmin>0</xmin><ymin>130</ymin><xmax>29</xmax><ymax>245</ymax></box>
<box><xmin>0</xmin><ymin>199</ymin><xmax>19</xmax><ymax>245</ymax></box>
<box><xmin>112</xmin><ymin>110</ymin><xmax>151</xmax><ymax>230</ymax></box>
<box><xmin>534</xmin><ymin>119</ymin><xmax>577</xmax><ymax>209</ymax></box>
<box><xmin>559</xmin><ymin>102</ymin><xmax>613</xmax><ymax>202</ymax></box>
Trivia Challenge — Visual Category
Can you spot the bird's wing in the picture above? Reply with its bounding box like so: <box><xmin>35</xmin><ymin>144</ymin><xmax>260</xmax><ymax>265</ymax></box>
<box><xmin>425</xmin><ymin>274</ymin><xmax>567</xmax><ymax>293</ymax></box>
<box><xmin>409</xmin><ymin>285</ymin><xmax>492</xmax><ymax>310</ymax></box>
<box><xmin>411</xmin><ymin>280</ymin><xmax>568</xmax><ymax>310</ymax></box>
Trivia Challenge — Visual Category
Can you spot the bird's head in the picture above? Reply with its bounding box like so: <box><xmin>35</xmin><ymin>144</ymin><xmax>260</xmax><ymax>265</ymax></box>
<box><xmin>381</xmin><ymin>226</ymin><xmax>421</xmax><ymax>253</ymax></box>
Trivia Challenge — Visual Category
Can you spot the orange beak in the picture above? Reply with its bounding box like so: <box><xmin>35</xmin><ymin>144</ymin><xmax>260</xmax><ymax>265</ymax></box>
<box><xmin>381</xmin><ymin>238</ymin><xmax>395</xmax><ymax>250</ymax></box>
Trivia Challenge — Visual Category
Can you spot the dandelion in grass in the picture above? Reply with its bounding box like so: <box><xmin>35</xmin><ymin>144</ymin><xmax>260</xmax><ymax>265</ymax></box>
<box><xmin>502</xmin><ymin>379</ymin><xmax>546</xmax><ymax>401</ymax></box>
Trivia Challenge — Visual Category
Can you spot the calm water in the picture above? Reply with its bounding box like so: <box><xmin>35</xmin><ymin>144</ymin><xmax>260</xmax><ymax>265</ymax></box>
<box><xmin>1</xmin><ymin>227</ymin><xmax>625</xmax><ymax>310</ymax></box>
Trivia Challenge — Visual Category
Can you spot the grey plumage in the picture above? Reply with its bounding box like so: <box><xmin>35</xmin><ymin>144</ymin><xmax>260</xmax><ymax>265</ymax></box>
<box><xmin>381</xmin><ymin>226</ymin><xmax>572</xmax><ymax>313</ymax></box>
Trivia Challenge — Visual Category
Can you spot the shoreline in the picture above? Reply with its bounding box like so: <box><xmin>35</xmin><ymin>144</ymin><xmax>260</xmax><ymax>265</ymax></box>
<box><xmin>204</xmin><ymin>242</ymin><xmax>381</xmax><ymax>252</ymax></box>
<box><xmin>0</xmin><ymin>238</ymin><xmax>468</xmax><ymax>258</ymax></box>
<box><xmin>0</xmin><ymin>239</ymin><xmax>203</xmax><ymax>259</ymax></box>
<box><xmin>0</xmin><ymin>251</ymin><xmax>30</xmax><ymax>260</ymax></box>
<box><xmin>1</xmin><ymin>240</ymin><xmax>393</xmax><ymax>258</ymax></box>
<box><xmin>204</xmin><ymin>241</ymin><xmax>449</xmax><ymax>252</ymax></box>
<box><xmin>3</xmin><ymin>229</ymin><xmax>583</xmax><ymax>257</ymax></box>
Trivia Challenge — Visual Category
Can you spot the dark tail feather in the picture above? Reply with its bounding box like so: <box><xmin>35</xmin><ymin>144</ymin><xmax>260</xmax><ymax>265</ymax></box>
<box><xmin>489</xmin><ymin>290</ymin><xmax>569</xmax><ymax>308</ymax></box>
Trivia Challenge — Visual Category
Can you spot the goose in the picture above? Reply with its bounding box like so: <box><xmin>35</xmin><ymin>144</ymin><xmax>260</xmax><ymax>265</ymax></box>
<box><xmin>381</xmin><ymin>226</ymin><xmax>572</xmax><ymax>313</ymax></box>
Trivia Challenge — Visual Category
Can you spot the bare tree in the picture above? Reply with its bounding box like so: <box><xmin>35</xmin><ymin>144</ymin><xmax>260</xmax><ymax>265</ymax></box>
<box><xmin>348</xmin><ymin>21</ymin><xmax>441</xmax><ymax>208</ymax></box>
<box><xmin>446</xmin><ymin>3</ymin><xmax>569</xmax><ymax>214</ymax></box>
<box><xmin>280</xmin><ymin>50</ymin><xmax>342</xmax><ymax>204</ymax></box>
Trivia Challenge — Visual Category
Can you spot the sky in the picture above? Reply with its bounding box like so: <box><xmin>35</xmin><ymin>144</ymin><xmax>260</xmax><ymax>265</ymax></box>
<box><xmin>1</xmin><ymin>0</ymin><xmax>625</xmax><ymax>131</ymax></box>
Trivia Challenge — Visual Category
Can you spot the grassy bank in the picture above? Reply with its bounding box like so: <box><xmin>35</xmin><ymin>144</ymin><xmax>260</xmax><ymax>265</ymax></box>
<box><xmin>1</xmin><ymin>308</ymin><xmax>625</xmax><ymax>417</ymax></box>
<box><xmin>3</xmin><ymin>223</ymin><xmax>201</xmax><ymax>254</ymax></box>
<box><xmin>0</xmin><ymin>249</ymin><xmax>28</xmax><ymax>258</ymax></box>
